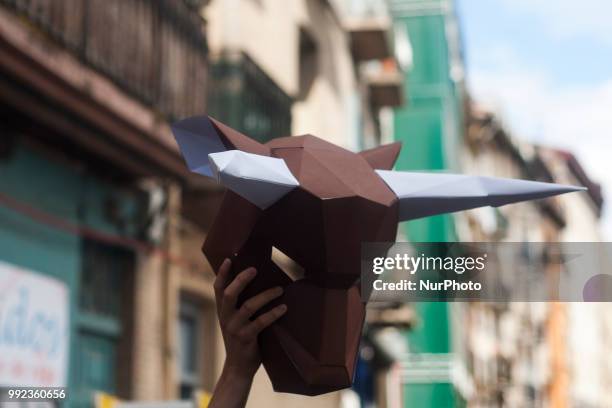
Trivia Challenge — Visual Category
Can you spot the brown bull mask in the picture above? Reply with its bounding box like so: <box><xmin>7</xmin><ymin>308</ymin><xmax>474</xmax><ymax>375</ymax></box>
<box><xmin>172</xmin><ymin>116</ymin><xmax>582</xmax><ymax>395</ymax></box>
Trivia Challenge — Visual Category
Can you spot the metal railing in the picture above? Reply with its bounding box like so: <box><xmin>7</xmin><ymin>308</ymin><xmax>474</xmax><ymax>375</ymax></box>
<box><xmin>1</xmin><ymin>0</ymin><xmax>208</xmax><ymax>121</ymax></box>
<box><xmin>208</xmin><ymin>51</ymin><xmax>292</xmax><ymax>142</ymax></box>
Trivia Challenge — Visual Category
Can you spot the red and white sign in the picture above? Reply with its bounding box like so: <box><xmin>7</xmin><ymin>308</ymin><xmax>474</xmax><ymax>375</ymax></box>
<box><xmin>0</xmin><ymin>260</ymin><xmax>69</xmax><ymax>386</ymax></box>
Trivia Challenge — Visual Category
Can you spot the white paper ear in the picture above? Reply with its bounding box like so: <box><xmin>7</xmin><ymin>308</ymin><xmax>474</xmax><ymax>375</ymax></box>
<box><xmin>208</xmin><ymin>150</ymin><xmax>300</xmax><ymax>209</ymax></box>
<box><xmin>171</xmin><ymin>116</ymin><xmax>269</xmax><ymax>177</ymax></box>
<box><xmin>376</xmin><ymin>170</ymin><xmax>586</xmax><ymax>221</ymax></box>
<box><xmin>171</xmin><ymin>116</ymin><xmax>231</xmax><ymax>177</ymax></box>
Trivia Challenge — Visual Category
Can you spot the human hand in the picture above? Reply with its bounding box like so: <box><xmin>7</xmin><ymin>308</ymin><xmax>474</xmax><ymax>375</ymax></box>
<box><xmin>214</xmin><ymin>258</ymin><xmax>287</xmax><ymax>380</ymax></box>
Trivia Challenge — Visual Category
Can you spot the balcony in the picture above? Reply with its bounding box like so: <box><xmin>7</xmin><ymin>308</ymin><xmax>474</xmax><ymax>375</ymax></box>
<box><xmin>0</xmin><ymin>0</ymin><xmax>209</xmax><ymax>183</ymax></box>
<box><xmin>338</xmin><ymin>0</ymin><xmax>406</xmax><ymax>107</ymax></box>
<box><xmin>342</xmin><ymin>0</ymin><xmax>394</xmax><ymax>61</ymax></box>
<box><xmin>208</xmin><ymin>51</ymin><xmax>292</xmax><ymax>142</ymax></box>
<box><xmin>363</xmin><ymin>58</ymin><xmax>404</xmax><ymax>107</ymax></box>
<box><xmin>0</xmin><ymin>0</ymin><xmax>208</xmax><ymax>121</ymax></box>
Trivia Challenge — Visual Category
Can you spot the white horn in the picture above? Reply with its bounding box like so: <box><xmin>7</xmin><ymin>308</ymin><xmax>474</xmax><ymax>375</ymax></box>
<box><xmin>208</xmin><ymin>150</ymin><xmax>299</xmax><ymax>209</ymax></box>
<box><xmin>376</xmin><ymin>170</ymin><xmax>586</xmax><ymax>221</ymax></box>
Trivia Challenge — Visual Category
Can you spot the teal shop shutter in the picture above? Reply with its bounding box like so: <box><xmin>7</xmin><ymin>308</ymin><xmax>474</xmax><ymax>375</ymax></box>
<box><xmin>0</xmin><ymin>141</ymin><xmax>140</xmax><ymax>407</ymax></box>
<box><xmin>72</xmin><ymin>240</ymin><xmax>134</xmax><ymax>408</ymax></box>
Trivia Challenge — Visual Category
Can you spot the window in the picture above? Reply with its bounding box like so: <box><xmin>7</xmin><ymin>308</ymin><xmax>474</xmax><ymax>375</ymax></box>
<box><xmin>208</xmin><ymin>51</ymin><xmax>292</xmax><ymax>142</ymax></box>
<box><xmin>178</xmin><ymin>299</ymin><xmax>202</xmax><ymax>399</ymax></box>
<box><xmin>75</xmin><ymin>240</ymin><xmax>134</xmax><ymax>407</ymax></box>
<box><xmin>297</xmin><ymin>28</ymin><xmax>318</xmax><ymax>101</ymax></box>
<box><xmin>80</xmin><ymin>240</ymin><xmax>130</xmax><ymax>318</ymax></box>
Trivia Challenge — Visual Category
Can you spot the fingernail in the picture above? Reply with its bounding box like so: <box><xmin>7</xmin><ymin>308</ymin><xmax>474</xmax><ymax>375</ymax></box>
<box><xmin>246</xmin><ymin>267</ymin><xmax>257</xmax><ymax>277</ymax></box>
<box><xmin>278</xmin><ymin>304</ymin><xmax>287</xmax><ymax>313</ymax></box>
<box><xmin>222</xmin><ymin>258</ymin><xmax>231</xmax><ymax>267</ymax></box>
<box><xmin>274</xmin><ymin>286</ymin><xmax>283</xmax><ymax>295</ymax></box>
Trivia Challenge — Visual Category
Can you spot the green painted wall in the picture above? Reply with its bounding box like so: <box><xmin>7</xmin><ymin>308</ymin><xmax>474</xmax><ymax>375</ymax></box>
<box><xmin>393</xmin><ymin>11</ymin><xmax>458</xmax><ymax>243</ymax></box>
<box><xmin>391</xmin><ymin>0</ymin><xmax>465</xmax><ymax>406</ymax></box>
<box><xmin>0</xmin><ymin>140</ymin><xmax>140</xmax><ymax>407</ymax></box>
<box><xmin>404</xmin><ymin>383</ymin><xmax>456</xmax><ymax>407</ymax></box>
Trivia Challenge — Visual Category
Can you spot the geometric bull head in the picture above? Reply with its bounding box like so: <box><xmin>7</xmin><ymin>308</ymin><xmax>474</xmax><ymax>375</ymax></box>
<box><xmin>171</xmin><ymin>115</ymin><xmax>584</xmax><ymax>396</ymax></box>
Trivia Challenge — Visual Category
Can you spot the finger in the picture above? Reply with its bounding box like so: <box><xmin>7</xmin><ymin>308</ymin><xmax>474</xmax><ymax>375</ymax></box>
<box><xmin>221</xmin><ymin>267</ymin><xmax>257</xmax><ymax>318</ymax></box>
<box><xmin>239</xmin><ymin>304</ymin><xmax>287</xmax><ymax>340</ymax></box>
<box><xmin>235</xmin><ymin>286</ymin><xmax>284</xmax><ymax>323</ymax></box>
<box><xmin>213</xmin><ymin>259</ymin><xmax>231</xmax><ymax>314</ymax></box>
<box><xmin>214</xmin><ymin>258</ymin><xmax>232</xmax><ymax>295</ymax></box>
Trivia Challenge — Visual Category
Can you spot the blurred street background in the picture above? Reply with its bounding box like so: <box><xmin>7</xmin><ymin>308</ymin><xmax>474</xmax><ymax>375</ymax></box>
<box><xmin>0</xmin><ymin>0</ymin><xmax>610</xmax><ymax>407</ymax></box>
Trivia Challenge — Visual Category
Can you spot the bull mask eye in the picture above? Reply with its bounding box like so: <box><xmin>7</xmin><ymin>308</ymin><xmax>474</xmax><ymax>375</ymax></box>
<box><xmin>272</xmin><ymin>246</ymin><xmax>305</xmax><ymax>282</ymax></box>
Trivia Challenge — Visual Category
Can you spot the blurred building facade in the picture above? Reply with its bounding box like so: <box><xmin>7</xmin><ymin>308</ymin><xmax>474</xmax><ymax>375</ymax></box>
<box><xmin>0</xmin><ymin>0</ymin><xmax>406</xmax><ymax>408</ymax></box>
<box><xmin>0</xmin><ymin>1</ymin><xmax>208</xmax><ymax>407</ymax></box>
<box><xmin>539</xmin><ymin>147</ymin><xmax>612</xmax><ymax>408</ymax></box>
<box><xmin>456</xmin><ymin>108</ymin><xmax>609</xmax><ymax>408</ymax></box>
<box><xmin>204</xmin><ymin>0</ymin><xmax>404</xmax><ymax>149</ymax></box>
<box><xmin>459</xmin><ymin>109</ymin><xmax>569</xmax><ymax>407</ymax></box>
<box><xmin>389</xmin><ymin>0</ymin><xmax>467</xmax><ymax>406</ymax></box>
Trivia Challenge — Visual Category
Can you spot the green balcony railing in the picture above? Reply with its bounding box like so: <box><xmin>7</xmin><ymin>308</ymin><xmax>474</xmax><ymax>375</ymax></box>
<box><xmin>208</xmin><ymin>51</ymin><xmax>292</xmax><ymax>143</ymax></box>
